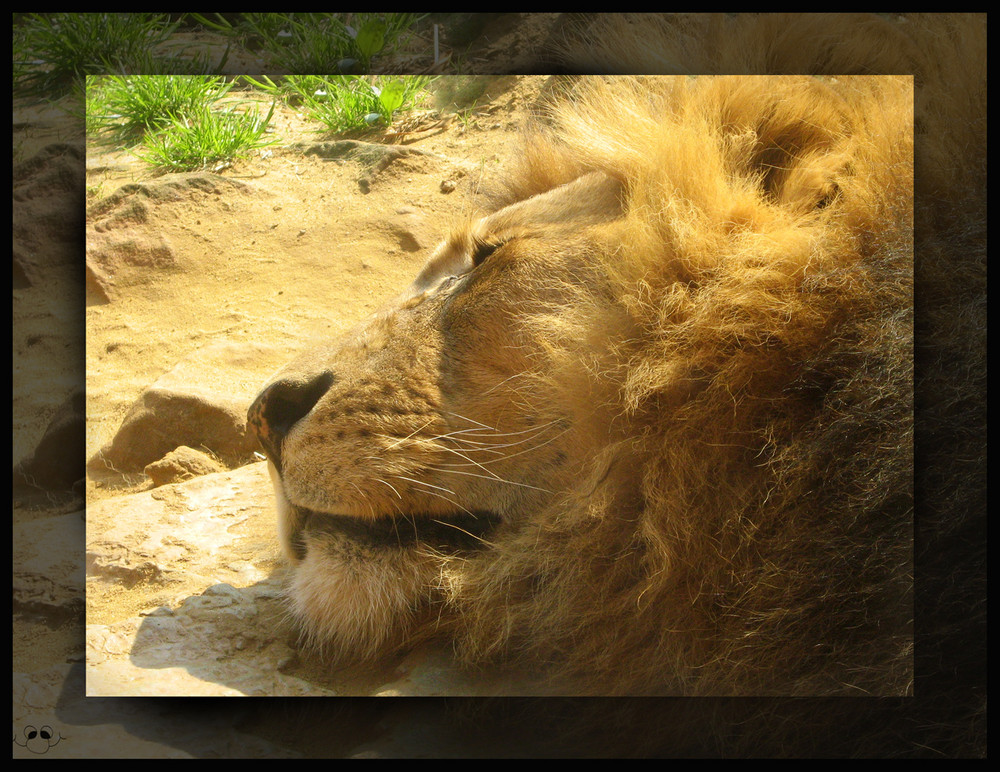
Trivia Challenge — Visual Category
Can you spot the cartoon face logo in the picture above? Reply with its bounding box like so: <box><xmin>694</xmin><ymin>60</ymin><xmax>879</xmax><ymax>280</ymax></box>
<box><xmin>13</xmin><ymin>724</ymin><xmax>63</xmax><ymax>754</ymax></box>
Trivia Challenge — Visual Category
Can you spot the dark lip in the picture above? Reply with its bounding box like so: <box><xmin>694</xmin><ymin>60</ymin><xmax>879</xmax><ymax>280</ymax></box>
<box><xmin>298</xmin><ymin>508</ymin><xmax>502</xmax><ymax>552</ymax></box>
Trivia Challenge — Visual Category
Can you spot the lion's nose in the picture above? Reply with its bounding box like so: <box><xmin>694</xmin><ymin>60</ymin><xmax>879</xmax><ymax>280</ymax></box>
<box><xmin>247</xmin><ymin>371</ymin><xmax>335</xmax><ymax>467</ymax></box>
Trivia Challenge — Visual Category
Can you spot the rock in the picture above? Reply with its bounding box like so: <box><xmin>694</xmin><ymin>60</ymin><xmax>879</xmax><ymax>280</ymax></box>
<box><xmin>85</xmin><ymin>260</ymin><xmax>113</xmax><ymax>305</ymax></box>
<box><xmin>13</xmin><ymin>247</ymin><xmax>34</xmax><ymax>289</ymax></box>
<box><xmin>292</xmin><ymin>140</ymin><xmax>428</xmax><ymax>166</ymax></box>
<box><xmin>84</xmin><ymin>461</ymin><xmax>329</xmax><ymax>697</ymax></box>
<box><xmin>86</xmin><ymin>461</ymin><xmax>279</xmax><ymax>591</ymax></box>
<box><xmin>87</xmin><ymin>173</ymin><xmax>249</xmax><ymax>229</ymax></box>
<box><xmin>83</xmin><ymin>461</ymin><xmax>543</xmax><ymax>699</ymax></box>
<box><xmin>13</xmin><ymin>144</ymin><xmax>85</xmax><ymax>267</ymax></box>
<box><xmin>12</xmin><ymin>143</ymin><xmax>85</xmax><ymax>292</ymax></box>
<box><xmin>90</xmin><ymin>389</ymin><xmax>244</xmax><ymax>475</ymax></box>
<box><xmin>144</xmin><ymin>446</ymin><xmax>227</xmax><ymax>487</ymax></box>
<box><xmin>85</xmin><ymin>232</ymin><xmax>177</xmax><ymax>296</ymax></box>
<box><xmin>90</xmin><ymin>340</ymin><xmax>290</xmax><ymax>474</ymax></box>
<box><xmin>14</xmin><ymin>142</ymin><xmax>85</xmax><ymax>197</ymax></box>
<box><xmin>14</xmin><ymin>387</ymin><xmax>85</xmax><ymax>492</ymax></box>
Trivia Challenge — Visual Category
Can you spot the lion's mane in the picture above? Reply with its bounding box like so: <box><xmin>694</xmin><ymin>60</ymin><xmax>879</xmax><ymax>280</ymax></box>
<box><xmin>249</xmin><ymin>13</ymin><xmax>983</xmax><ymax>758</ymax></box>
<box><xmin>440</xmin><ymin>74</ymin><xmax>916</xmax><ymax>698</ymax></box>
<box><xmin>437</xmin><ymin>13</ymin><xmax>984</xmax><ymax>757</ymax></box>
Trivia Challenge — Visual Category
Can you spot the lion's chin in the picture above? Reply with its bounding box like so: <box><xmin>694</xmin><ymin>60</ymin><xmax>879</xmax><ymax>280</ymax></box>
<box><xmin>283</xmin><ymin>507</ymin><xmax>501</xmax><ymax>660</ymax></box>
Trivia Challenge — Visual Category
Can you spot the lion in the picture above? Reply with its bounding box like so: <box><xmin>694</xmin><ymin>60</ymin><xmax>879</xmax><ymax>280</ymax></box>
<box><xmin>248</xmin><ymin>72</ymin><xmax>917</xmax><ymax>698</ymax></box>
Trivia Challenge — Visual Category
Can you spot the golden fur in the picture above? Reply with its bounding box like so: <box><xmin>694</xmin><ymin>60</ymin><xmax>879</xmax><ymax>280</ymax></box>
<box><xmin>248</xmin><ymin>12</ymin><xmax>985</xmax><ymax>753</ymax></box>
<box><xmin>250</xmin><ymin>71</ymin><xmax>915</xmax><ymax>697</ymax></box>
<box><xmin>462</xmin><ymin>75</ymin><xmax>915</xmax><ymax>696</ymax></box>
<box><xmin>251</xmin><ymin>17</ymin><xmax>985</xmax><ymax>712</ymax></box>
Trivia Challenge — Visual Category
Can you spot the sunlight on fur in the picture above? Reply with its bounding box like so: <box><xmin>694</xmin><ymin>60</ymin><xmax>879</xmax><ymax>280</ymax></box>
<box><xmin>250</xmin><ymin>71</ymin><xmax>917</xmax><ymax>696</ymax></box>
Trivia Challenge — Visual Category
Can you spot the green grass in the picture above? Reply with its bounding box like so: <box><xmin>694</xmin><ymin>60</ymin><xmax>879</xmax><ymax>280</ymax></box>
<box><xmin>14</xmin><ymin>13</ymin><xmax>223</xmax><ymax>99</ymax></box>
<box><xmin>135</xmin><ymin>101</ymin><xmax>278</xmax><ymax>172</ymax></box>
<box><xmin>14</xmin><ymin>13</ymin><xmax>430</xmax><ymax>105</ymax></box>
<box><xmin>82</xmin><ymin>67</ymin><xmax>433</xmax><ymax>173</ymax></box>
<box><xmin>247</xmin><ymin>75</ymin><xmax>433</xmax><ymax>135</ymax></box>
<box><xmin>86</xmin><ymin>72</ymin><xmax>433</xmax><ymax>173</ymax></box>
<box><xmin>86</xmin><ymin>75</ymin><xmax>236</xmax><ymax>144</ymax></box>
<box><xmin>192</xmin><ymin>13</ymin><xmax>424</xmax><ymax>73</ymax></box>
<box><xmin>86</xmin><ymin>75</ymin><xmax>278</xmax><ymax>172</ymax></box>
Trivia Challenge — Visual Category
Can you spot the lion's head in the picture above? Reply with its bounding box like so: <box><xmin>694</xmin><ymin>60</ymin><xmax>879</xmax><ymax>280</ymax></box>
<box><xmin>249</xmin><ymin>74</ymin><xmax>914</xmax><ymax>696</ymax></box>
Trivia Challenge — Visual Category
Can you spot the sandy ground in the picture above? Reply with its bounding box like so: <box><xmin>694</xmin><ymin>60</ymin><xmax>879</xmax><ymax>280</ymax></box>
<box><xmin>14</xmin><ymin>13</ymin><xmax>986</xmax><ymax>758</ymax></box>
<box><xmin>14</xmin><ymin>70</ymin><xmax>576</xmax><ymax>757</ymax></box>
<box><xmin>80</xmin><ymin>73</ymin><xmax>552</xmax><ymax>633</ymax></box>
<box><xmin>13</xmin><ymin>15</ymin><xmax>592</xmax><ymax>756</ymax></box>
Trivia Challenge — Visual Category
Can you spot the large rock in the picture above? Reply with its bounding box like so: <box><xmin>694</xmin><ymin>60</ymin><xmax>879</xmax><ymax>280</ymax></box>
<box><xmin>85</xmin><ymin>461</ymin><xmax>302</xmax><ymax>697</ymax></box>
<box><xmin>85</xmin><ymin>231</ymin><xmax>177</xmax><ymax>302</ymax></box>
<box><xmin>13</xmin><ymin>143</ymin><xmax>85</xmax><ymax>275</ymax></box>
<box><xmin>90</xmin><ymin>340</ymin><xmax>290</xmax><ymax>474</ymax></box>
<box><xmin>86</xmin><ymin>461</ymin><xmax>279</xmax><ymax>590</ymax></box>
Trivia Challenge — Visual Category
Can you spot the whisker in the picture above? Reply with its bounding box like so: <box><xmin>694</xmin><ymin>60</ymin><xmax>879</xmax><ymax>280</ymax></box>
<box><xmin>374</xmin><ymin>478</ymin><xmax>403</xmax><ymax>499</ymax></box>
<box><xmin>427</xmin><ymin>421</ymin><xmax>562</xmax><ymax>463</ymax></box>
<box><xmin>395</xmin><ymin>512</ymin><xmax>420</xmax><ymax>545</ymax></box>
<box><xmin>348</xmin><ymin>480</ymin><xmax>381</xmax><ymax>519</ymax></box>
<box><xmin>430</xmin><ymin>519</ymin><xmax>496</xmax><ymax>548</ymax></box>
<box><xmin>431</xmin><ymin>420</ymin><xmax>572</xmax><ymax>470</ymax></box>
<box><xmin>481</xmin><ymin>371</ymin><xmax>529</xmax><ymax>396</ymax></box>
<box><xmin>377</xmin><ymin>418</ymin><xmax>437</xmax><ymax>450</ymax></box>
<box><xmin>436</xmin><ymin>430</ymin><xmax>556</xmax><ymax>453</ymax></box>
<box><xmin>432</xmin><ymin>445</ymin><xmax>508</xmax><ymax>480</ymax></box>
<box><xmin>430</xmin><ymin>466</ymin><xmax>552</xmax><ymax>494</ymax></box>
<box><xmin>443</xmin><ymin>411</ymin><xmax>497</xmax><ymax>431</ymax></box>
<box><xmin>473</xmin><ymin>422</ymin><xmax>572</xmax><ymax>464</ymax></box>
<box><xmin>392</xmin><ymin>475</ymin><xmax>458</xmax><ymax>497</ymax></box>
<box><xmin>438</xmin><ymin>444</ymin><xmax>507</xmax><ymax>457</ymax></box>
<box><xmin>438</xmin><ymin>419</ymin><xmax>561</xmax><ymax>442</ymax></box>
<box><xmin>405</xmin><ymin>485</ymin><xmax>478</xmax><ymax>518</ymax></box>
<box><xmin>430</xmin><ymin>426</ymin><xmax>497</xmax><ymax>438</ymax></box>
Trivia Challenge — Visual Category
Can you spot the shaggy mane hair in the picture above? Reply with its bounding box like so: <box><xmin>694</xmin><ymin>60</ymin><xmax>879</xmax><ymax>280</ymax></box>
<box><xmin>433</xmin><ymin>16</ymin><xmax>983</xmax><ymax>758</ymax></box>
<box><xmin>250</xmin><ymin>13</ymin><xmax>983</xmax><ymax>758</ymax></box>
<box><xmin>449</xmin><ymin>74</ymin><xmax>915</xmax><ymax>697</ymax></box>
